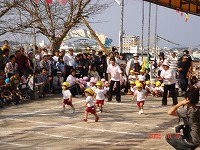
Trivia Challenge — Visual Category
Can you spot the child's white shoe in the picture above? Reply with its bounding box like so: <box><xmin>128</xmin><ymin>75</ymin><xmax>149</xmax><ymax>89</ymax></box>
<box><xmin>140</xmin><ymin>109</ymin><xmax>144</xmax><ymax>114</ymax></box>
<box><xmin>138</xmin><ymin>111</ymin><xmax>141</xmax><ymax>114</ymax></box>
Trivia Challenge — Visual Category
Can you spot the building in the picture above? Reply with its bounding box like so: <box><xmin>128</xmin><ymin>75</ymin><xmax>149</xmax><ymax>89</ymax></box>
<box><xmin>122</xmin><ymin>35</ymin><xmax>140</xmax><ymax>53</ymax></box>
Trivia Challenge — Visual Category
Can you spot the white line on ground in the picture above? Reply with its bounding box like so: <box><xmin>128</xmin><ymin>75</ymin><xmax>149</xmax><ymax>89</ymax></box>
<box><xmin>6</xmin><ymin>118</ymin><xmax>146</xmax><ymax>136</ymax></box>
<box><xmin>0</xmin><ymin>141</ymin><xmax>29</xmax><ymax>147</ymax></box>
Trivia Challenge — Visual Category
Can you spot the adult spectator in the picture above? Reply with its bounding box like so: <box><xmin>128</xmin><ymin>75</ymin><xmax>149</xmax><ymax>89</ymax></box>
<box><xmin>35</xmin><ymin>46</ymin><xmax>42</xmax><ymax>70</ymax></box>
<box><xmin>40</xmin><ymin>53</ymin><xmax>50</xmax><ymax>74</ymax></box>
<box><xmin>52</xmin><ymin>71</ymin><xmax>63</xmax><ymax>93</ymax></box>
<box><xmin>37</xmin><ymin>68</ymin><xmax>52</xmax><ymax>96</ymax></box>
<box><xmin>158</xmin><ymin>61</ymin><xmax>177</xmax><ymax>106</ymax></box>
<box><xmin>126</xmin><ymin>53</ymin><xmax>142</xmax><ymax>76</ymax></box>
<box><xmin>167</xmin><ymin>52</ymin><xmax>178</xmax><ymax>78</ymax></box>
<box><xmin>47</xmin><ymin>51</ymin><xmax>57</xmax><ymax>76</ymax></box>
<box><xmin>66</xmin><ymin>69</ymin><xmax>83</xmax><ymax>97</ymax></box>
<box><xmin>10</xmin><ymin>71</ymin><xmax>21</xmax><ymax>92</ymax></box>
<box><xmin>26</xmin><ymin>51</ymin><xmax>34</xmax><ymax>75</ymax></box>
<box><xmin>15</xmin><ymin>50</ymin><xmax>27</xmax><ymax>76</ymax></box>
<box><xmin>118</xmin><ymin>53</ymin><xmax>127</xmax><ymax>71</ymax></box>
<box><xmin>178</xmin><ymin>55</ymin><xmax>191</xmax><ymax>96</ymax></box>
<box><xmin>1</xmin><ymin>40</ymin><xmax>10</xmax><ymax>51</ymax></box>
<box><xmin>166</xmin><ymin>85</ymin><xmax>200</xmax><ymax>150</ymax></box>
<box><xmin>4</xmin><ymin>55</ymin><xmax>18</xmax><ymax>78</ymax></box>
<box><xmin>157</xmin><ymin>52</ymin><xmax>165</xmax><ymax>76</ymax></box>
<box><xmin>114</xmin><ymin>51</ymin><xmax>120</xmax><ymax>65</ymax></box>
<box><xmin>2</xmin><ymin>49</ymin><xmax>10</xmax><ymax>69</ymax></box>
<box><xmin>53</xmin><ymin>50</ymin><xmax>59</xmax><ymax>63</ymax></box>
<box><xmin>107</xmin><ymin>57</ymin><xmax>123</xmax><ymax>103</ymax></box>
<box><xmin>91</xmin><ymin>49</ymin><xmax>99</xmax><ymax>65</ymax></box>
<box><xmin>74</xmin><ymin>54</ymin><xmax>83</xmax><ymax>78</ymax></box>
<box><xmin>132</xmin><ymin>60</ymin><xmax>141</xmax><ymax>75</ymax></box>
<box><xmin>56</xmin><ymin>56</ymin><xmax>66</xmax><ymax>78</ymax></box>
<box><xmin>82</xmin><ymin>53</ymin><xmax>90</xmax><ymax>77</ymax></box>
<box><xmin>59</xmin><ymin>49</ymin><xmax>65</xmax><ymax>58</ymax></box>
<box><xmin>63</xmin><ymin>48</ymin><xmax>76</xmax><ymax>78</ymax></box>
<box><xmin>97</xmin><ymin>51</ymin><xmax>107</xmax><ymax>79</ymax></box>
<box><xmin>28</xmin><ymin>70</ymin><xmax>44</xmax><ymax>97</ymax></box>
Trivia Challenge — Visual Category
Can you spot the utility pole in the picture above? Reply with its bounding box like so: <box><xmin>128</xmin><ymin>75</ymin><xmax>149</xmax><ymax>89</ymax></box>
<box><xmin>147</xmin><ymin>2</ymin><xmax>151</xmax><ymax>57</ymax></box>
<box><xmin>119</xmin><ymin>0</ymin><xmax>124</xmax><ymax>53</ymax></box>
<box><xmin>154</xmin><ymin>4</ymin><xmax>158</xmax><ymax>59</ymax></box>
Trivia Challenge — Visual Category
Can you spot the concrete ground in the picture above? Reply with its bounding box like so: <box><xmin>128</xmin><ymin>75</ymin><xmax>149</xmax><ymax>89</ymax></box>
<box><xmin>0</xmin><ymin>94</ymin><xmax>200</xmax><ymax>150</ymax></box>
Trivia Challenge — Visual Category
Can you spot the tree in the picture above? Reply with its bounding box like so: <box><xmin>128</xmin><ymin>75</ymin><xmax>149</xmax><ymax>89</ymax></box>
<box><xmin>0</xmin><ymin>0</ymin><xmax>110</xmax><ymax>53</ymax></box>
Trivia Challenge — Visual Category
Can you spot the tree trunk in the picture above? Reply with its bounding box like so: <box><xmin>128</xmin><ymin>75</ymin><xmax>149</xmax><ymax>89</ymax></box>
<box><xmin>49</xmin><ymin>38</ymin><xmax>63</xmax><ymax>54</ymax></box>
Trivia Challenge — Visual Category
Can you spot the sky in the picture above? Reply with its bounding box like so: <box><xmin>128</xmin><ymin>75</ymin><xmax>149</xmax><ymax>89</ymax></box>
<box><xmin>2</xmin><ymin>0</ymin><xmax>200</xmax><ymax>49</ymax></box>
<box><xmin>86</xmin><ymin>0</ymin><xmax>200</xmax><ymax>49</ymax></box>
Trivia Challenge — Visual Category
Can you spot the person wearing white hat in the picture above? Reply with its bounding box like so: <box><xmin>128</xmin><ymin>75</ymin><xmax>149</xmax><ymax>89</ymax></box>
<box><xmin>40</xmin><ymin>53</ymin><xmax>50</xmax><ymax>74</ymax></box>
<box><xmin>158</xmin><ymin>60</ymin><xmax>177</xmax><ymax>106</ymax></box>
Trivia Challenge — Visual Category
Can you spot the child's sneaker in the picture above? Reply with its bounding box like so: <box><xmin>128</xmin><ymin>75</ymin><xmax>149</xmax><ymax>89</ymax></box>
<box><xmin>83</xmin><ymin>118</ymin><xmax>87</xmax><ymax>122</ymax></box>
<box><xmin>140</xmin><ymin>109</ymin><xmax>144</xmax><ymax>114</ymax></box>
<box><xmin>98</xmin><ymin>110</ymin><xmax>102</xmax><ymax>113</ymax></box>
<box><xmin>138</xmin><ymin>111</ymin><xmax>141</xmax><ymax>114</ymax></box>
<box><xmin>95</xmin><ymin>116</ymin><xmax>99</xmax><ymax>122</ymax></box>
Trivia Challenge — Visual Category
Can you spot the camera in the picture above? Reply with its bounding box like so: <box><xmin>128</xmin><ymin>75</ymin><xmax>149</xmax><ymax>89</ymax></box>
<box><xmin>175</xmin><ymin>124</ymin><xmax>190</xmax><ymax>138</ymax></box>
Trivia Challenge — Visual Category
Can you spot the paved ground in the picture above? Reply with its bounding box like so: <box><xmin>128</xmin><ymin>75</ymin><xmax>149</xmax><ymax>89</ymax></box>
<box><xmin>0</xmin><ymin>94</ymin><xmax>200</xmax><ymax>150</ymax></box>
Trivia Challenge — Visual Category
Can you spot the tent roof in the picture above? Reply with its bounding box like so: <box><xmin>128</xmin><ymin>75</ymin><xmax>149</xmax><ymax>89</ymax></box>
<box><xmin>144</xmin><ymin>0</ymin><xmax>200</xmax><ymax>16</ymax></box>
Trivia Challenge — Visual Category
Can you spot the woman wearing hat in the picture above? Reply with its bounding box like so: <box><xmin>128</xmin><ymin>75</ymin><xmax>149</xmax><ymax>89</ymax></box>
<box><xmin>158</xmin><ymin>60</ymin><xmax>178</xmax><ymax>106</ymax></box>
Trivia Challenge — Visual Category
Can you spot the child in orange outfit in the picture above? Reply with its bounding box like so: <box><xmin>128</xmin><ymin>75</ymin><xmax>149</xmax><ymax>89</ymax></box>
<box><xmin>62</xmin><ymin>82</ymin><xmax>75</xmax><ymax>113</ymax></box>
<box><xmin>83</xmin><ymin>88</ymin><xmax>99</xmax><ymax>122</ymax></box>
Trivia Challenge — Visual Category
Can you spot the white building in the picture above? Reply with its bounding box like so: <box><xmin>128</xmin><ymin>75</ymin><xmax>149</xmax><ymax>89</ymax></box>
<box><xmin>122</xmin><ymin>35</ymin><xmax>140</xmax><ymax>53</ymax></box>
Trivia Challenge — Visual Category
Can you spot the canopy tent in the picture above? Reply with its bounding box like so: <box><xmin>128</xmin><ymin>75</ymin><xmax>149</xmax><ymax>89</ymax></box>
<box><xmin>144</xmin><ymin>0</ymin><xmax>200</xmax><ymax>16</ymax></box>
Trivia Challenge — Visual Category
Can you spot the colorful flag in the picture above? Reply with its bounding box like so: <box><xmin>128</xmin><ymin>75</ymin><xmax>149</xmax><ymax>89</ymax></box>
<box><xmin>35</xmin><ymin>0</ymin><xmax>39</xmax><ymax>4</ymax></box>
<box><xmin>145</xmin><ymin>57</ymin><xmax>149</xmax><ymax>69</ymax></box>
<box><xmin>141</xmin><ymin>59</ymin><xmax>146</xmax><ymax>70</ymax></box>
<box><xmin>57</xmin><ymin>0</ymin><xmax>69</xmax><ymax>6</ymax></box>
<box><xmin>46</xmin><ymin>0</ymin><xmax>52</xmax><ymax>4</ymax></box>
<box><xmin>185</xmin><ymin>13</ymin><xmax>189</xmax><ymax>22</ymax></box>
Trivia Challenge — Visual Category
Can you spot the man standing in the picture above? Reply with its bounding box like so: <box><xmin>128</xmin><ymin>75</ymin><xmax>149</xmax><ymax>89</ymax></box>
<box><xmin>63</xmin><ymin>48</ymin><xmax>75</xmax><ymax>78</ymax></box>
<box><xmin>178</xmin><ymin>55</ymin><xmax>191</xmax><ymax>96</ymax></box>
<box><xmin>107</xmin><ymin>57</ymin><xmax>123</xmax><ymax>103</ymax></box>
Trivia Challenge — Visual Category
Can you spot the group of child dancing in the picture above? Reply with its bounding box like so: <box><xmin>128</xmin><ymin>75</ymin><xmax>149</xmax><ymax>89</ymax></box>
<box><xmin>61</xmin><ymin>77</ymin><xmax>109</xmax><ymax>122</ymax></box>
<box><xmin>61</xmin><ymin>67</ymin><xmax>168</xmax><ymax>121</ymax></box>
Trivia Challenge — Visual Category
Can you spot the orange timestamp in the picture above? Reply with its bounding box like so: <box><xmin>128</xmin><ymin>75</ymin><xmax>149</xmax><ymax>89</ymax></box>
<box><xmin>148</xmin><ymin>133</ymin><xmax>181</xmax><ymax>139</ymax></box>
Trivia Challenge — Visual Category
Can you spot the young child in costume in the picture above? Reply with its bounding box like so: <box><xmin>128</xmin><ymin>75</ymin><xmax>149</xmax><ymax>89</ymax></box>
<box><xmin>61</xmin><ymin>82</ymin><xmax>75</xmax><ymax>113</ymax></box>
<box><xmin>94</xmin><ymin>81</ymin><xmax>108</xmax><ymax>113</ymax></box>
<box><xmin>132</xmin><ymin>83</ymin><xmax>147</xmax><ymax>114</ymax></box>
<box><xmin>83</xmin><ymin>88</ymin><xmax>99</xmax><ymax>122</ymax></box>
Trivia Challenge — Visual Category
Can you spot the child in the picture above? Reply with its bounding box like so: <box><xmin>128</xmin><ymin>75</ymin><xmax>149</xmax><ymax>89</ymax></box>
<box><xmin>94</xmin><ymin>81</ymin><xmax>108</xmax><ymax>113</ymax></box>
<box><xmin>101</xmin><ymin>78</ymin><xmax>106</xmax><ymax>88</ymax></box>
<box><xmin>145</xmin><ymin>80</ymin><xmax>151</xmax><ymax>95</ymax></box>
<box><xmin>83</xmin><ymin>88</ymin><xmax>99</xmax><ymax>122</ymax></box>
<box><xmin>104</xmin><ymin>81</ymin><xmax>109</xmax><ymax>95</ymax></box>
<box><xmin>128</xmin><ymin>70</ymin><xmax>136</xmax><ymax>81</ymax></box>
<box><xmin>150</xmin><ymin>82</ymin><xmax>157</xmax><ymax>96</ymax></box>
<box><xmin>138</xmin><ymin>69</ymin><xmax>145</xmax><ymax>86</ymax></box>
<box><xmin>61</xmin><ymin>82</ymin><xmax>75</xmax><ymax>113</ymax></box>
<box><xmin>130</xmin><ymin>81</ymin><xmax>135</xmax><ymax>95</ymax></box>
<box><xmin>155</xmin><ymin>81</ymin><xmax>162</xmax><ymax>97</ymax></box>
<box><xmin>132</xmin><ymin>83</ymin><xmax>147</xmax><ymax>114</ymax></box>
<box><xmin>89</xmin><ymin>78</ymin><xmax>96</xmax><ymax>92</ymax></box>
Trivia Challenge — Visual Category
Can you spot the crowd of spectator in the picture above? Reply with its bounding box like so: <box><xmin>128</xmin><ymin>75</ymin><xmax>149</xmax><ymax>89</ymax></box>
<box><xmin>0</xmin><ymin>39</ymin><xmax>198</xmax><ymax>108</ymax></box>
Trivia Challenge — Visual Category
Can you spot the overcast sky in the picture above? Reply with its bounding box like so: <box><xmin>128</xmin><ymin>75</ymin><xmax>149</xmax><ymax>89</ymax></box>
<box><xmin>87</xmin><ymin>0</ymin><xmax>200</xmax><ymax>49</ymax></box>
